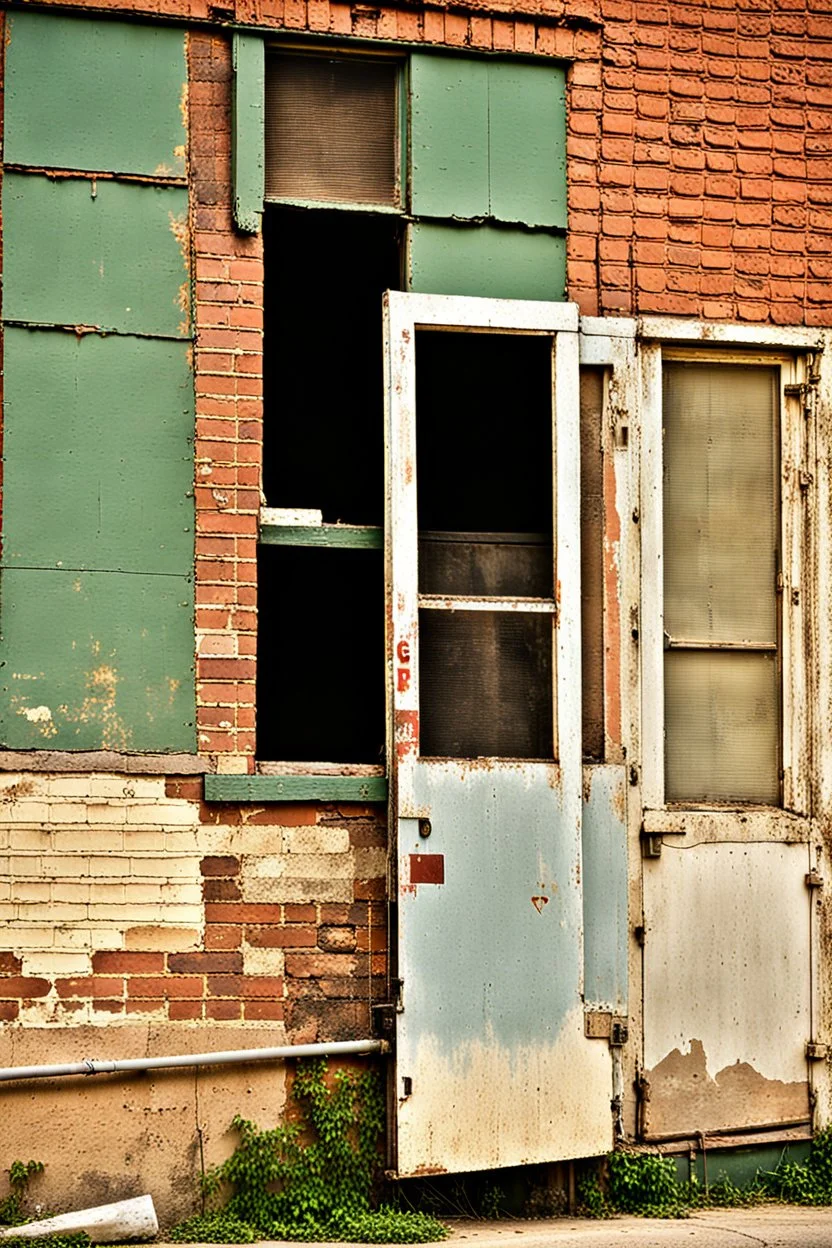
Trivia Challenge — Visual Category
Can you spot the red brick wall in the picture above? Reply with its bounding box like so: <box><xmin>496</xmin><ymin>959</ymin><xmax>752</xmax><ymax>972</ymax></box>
<box><xmin>567</xmin><ymin>0</ymin><xmax>832</xmax><ymax>324</ymax></box>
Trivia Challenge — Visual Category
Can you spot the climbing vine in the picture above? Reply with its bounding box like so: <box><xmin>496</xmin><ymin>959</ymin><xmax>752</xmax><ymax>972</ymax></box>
<box><xmin>0</xmin><ymin>1160</ymin><xmax>89</xmax><ymax>1248</ymax></box>
<box><xmin>171</xmin><ymin>1060</ymin><xmax>447</xmax><ymax>1243</ymax></box>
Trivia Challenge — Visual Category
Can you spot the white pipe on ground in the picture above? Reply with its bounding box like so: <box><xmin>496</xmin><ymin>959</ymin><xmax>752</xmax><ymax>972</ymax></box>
<box><xmin>0</xmin><ymin>1195</ymin><xmax>159</xmax><ymax>1243</ymax></box>
<box><xmin>0</xmin><ymin>1038</ymin><xmax>387</xmax><ymax>1083</ymax></box>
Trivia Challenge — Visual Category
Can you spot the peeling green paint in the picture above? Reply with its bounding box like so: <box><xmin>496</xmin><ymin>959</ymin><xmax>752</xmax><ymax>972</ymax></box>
<box><xmin>408</xmin><ymin>222</ymin><xmax>566</xmax><ymax>300</ymax></box>
<box><xmin>4</xmin><ymin>12</ymin><xmax>187</xmax><ymax>177</ymax></box>
<box><xmin>0</xmin><ymin>568</ymin><xmax>195</xmax><ymax>752</ymax></box>
<box><xmin>3</xmin><ymin>175</ymin><xmax>191</xmax><ymax>338</ymax></box>
<box><xmin>410</xmin><ymin>54</ymin><xmax>566</xmax><ymax>228</ymax></box>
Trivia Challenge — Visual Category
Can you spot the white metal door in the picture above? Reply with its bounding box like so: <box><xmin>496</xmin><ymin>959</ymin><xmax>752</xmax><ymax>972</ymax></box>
<box><xmin>384</xmin><ymin>292</ymin><xmax>612</xmax><ymax>1177</ymax></box>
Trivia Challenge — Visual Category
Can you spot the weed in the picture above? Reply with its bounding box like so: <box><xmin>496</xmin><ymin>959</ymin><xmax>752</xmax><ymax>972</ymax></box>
<box><xmin>171</xmin><ymin>1059</ymin><xmax>448</xmax><ymax>1244</ymax></box>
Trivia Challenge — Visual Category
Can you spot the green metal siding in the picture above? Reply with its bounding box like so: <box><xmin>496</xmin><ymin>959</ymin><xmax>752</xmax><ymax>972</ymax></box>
<box><xmin>4</xmin><ymin>12</ymin><xmax>187</xmax><ymax>177</ymax></box>
<box><xmin>0</xmin><ymin>569</ymin><xmax>195</xmax><ymax>752</ymax></box>
<box><xmin>233</xmin><ymin>34</ymin><xmax>265</xmax><ymax>234</ymax></box>
<box><xmin>2</xmin><ymin>330</ymin><xmax>194</xmax><ymax>578</ymax></box>
<box><xmin>204</xmin><ymin>775</ymin><xmax>388</xmax><ymax>802</ymax></box>
<box><xmin>408</xmin><ymin>222</ymin><xmax>566</xmax><ymax>300</ymax></box>
<box><xmin>410</xmin><ymin>56</ymin><xmax>489</xmax><ymax>220</ymax></box>
<box><xmin>409</xmin><ymin>54</ymin><xmax>567</xmax><ymax>228</ymax></box>
<box><xmin>3</xmin><ymin>175</ymin><xmax>190</xmax><ymax>338</ymax></box>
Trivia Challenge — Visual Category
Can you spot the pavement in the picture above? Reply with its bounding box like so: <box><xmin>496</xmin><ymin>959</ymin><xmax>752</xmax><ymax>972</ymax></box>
<box><xmin>157</xmin><ymin>1209</ymin><xmax>832</xmax><ymax>1248</ymax></box>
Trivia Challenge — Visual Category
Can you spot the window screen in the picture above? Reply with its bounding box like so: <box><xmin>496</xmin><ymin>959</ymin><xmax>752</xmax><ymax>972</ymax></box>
<box><xmin>663</xmin><ymin>362</ymin><xmax>780</xmax><ymax>804</ymax></box>
<box><xmin>265</xmin><ymin>54</ymin><xmax>399</xmax><ymax>206</ymax></box>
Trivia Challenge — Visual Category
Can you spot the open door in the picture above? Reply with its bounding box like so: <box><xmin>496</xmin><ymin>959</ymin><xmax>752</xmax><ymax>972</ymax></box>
<box><xmin>384</xmin><ymin>292</ymin><xmax>612</xmax><ymax>1177</ymax></box>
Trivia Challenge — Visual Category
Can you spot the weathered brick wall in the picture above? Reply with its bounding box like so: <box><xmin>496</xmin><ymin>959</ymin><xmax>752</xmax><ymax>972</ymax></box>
<box><xmin>567</xmin><ymin>0</ymin><xmax>832</xmax><ymax>324</ymax></box>
<box><xmin>0</xmin><ymin>774</ymin><xmax>387</xmax><ymax>1036</ymax></box>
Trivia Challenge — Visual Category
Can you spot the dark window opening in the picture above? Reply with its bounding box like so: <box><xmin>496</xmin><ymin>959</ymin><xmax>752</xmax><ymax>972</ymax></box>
<box><xmin>262</xmin><ymin>205</ymin><xmax>402</xmax><ymax>526</ymax></box>
<box><xmin>580</xmin><ymin>367</ymin><xmax>605</xmax><ymax>762</ymax></box>
<box><xmin>256</xmin><ymin>545</ymin><xmax>386</xmax><ymax>764</ymax></box>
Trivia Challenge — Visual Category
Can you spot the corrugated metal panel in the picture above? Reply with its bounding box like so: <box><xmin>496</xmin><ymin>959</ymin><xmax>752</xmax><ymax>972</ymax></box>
<box><xmin>2</xmin><ymin>329</ymin><xmax>194</xmax><ymax>578</ymax></box>
<box><xmin>408</xmin><ymin>223</ymin><xmax>566</xmax><ymax>300</ymax></box>
<box><xmin>4</xmin><ymin>12</ymin><xmax>187</xmax><ymax>177</ymax></box>
<box><xmin>2</xmin><ymin>176</ymin><xmax>190</xmax><ymax>338</ymax></box>
<box><xmin>0</xmin><ymin>568</ymin><xmax>195</xmax><ymax>752</ymax></box>
<box><xmin>265</xmin><ymin>54</ymin><xmax>398</xmax><ymax>206</ymax></box>
<box><xmin>643</xmin><ymin>841</ymin><xmax>810</xmax><ymax>1137</ymax></box>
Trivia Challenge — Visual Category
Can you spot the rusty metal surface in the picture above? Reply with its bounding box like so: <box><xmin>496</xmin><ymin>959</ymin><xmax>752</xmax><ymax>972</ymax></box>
<box><xmin>643</xmin><ymin>841</ymin><xmax>811</xmax><ymax>1137</ymax></box>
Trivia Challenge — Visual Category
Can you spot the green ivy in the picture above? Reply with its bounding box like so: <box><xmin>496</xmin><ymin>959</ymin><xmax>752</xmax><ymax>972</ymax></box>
<box><xmin>762</xmin><ymin>1126</ymin><xmax>832</xmax><ymax>1206</ymax></box>
<box><xmin>172</xmin><ymin>1059</ymin><xmax>447</xmax><ymax>1244</ymax></box>
<box><xmin>0</xmin><ymin>1161</ymin><xmax>44</xmax><ymax>1227</ymax></box>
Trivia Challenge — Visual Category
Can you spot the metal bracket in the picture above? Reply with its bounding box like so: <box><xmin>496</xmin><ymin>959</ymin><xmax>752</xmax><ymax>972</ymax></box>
<box><xmin>806</xmin><ymin>1041</ymin><xmax>829</xmax><ymax>1061</ymax></box>
<box><xmin>641</xmin><ymin>824</ymin><xmax>687</xmax><ymax>858</ymax></box>
<box><xmin>371</xmin><ymin>1003</ymin><xmax>396</xmax><ymax>1041</ymax></box>
<box><xmin>805</xmin><ymin>870</ymin><xmax>824</xmax><ymax>892</ymax></box>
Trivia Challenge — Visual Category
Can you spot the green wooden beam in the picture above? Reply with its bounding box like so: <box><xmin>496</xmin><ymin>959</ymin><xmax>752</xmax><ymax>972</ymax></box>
<box><xmin>259</xmin><ymin>524</ymin><xmax>383</xmax><ymax>550</ymax></box>
<box><xmin>204</xmin><ymin>774</ymin><xmax>388</xmax><ymax>802</ymax></box>
<box><xmin>232</xmin><ymin>33</ymin><xmax>265</xmax><ymax>235</ymax></box>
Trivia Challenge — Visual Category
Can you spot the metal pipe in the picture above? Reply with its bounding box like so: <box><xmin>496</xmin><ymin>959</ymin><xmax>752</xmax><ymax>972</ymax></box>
<box><xmin>0</xmin><ymin>1038</ymin><xmax>387</xmax><ymax>1084</ymax></box>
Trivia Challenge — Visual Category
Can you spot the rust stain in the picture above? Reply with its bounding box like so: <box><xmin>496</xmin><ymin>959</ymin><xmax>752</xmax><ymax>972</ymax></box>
<box><xmin>403</xmin><ymin>457</ymin><xmax>413</xmax><ymax>486</ymax></box>
<box><xmin>395</xmin><ymin>709</ymin><xmax>419</xmax><ymax>760</ymax></box>
<box><xmin>168</xmin><ymin>211</ymin><xmax>190</xmax><ymax>271</ymax></box>
<box><xmin>179</xmin><ymin>80</ymin><xmax>189</xmax><ymax>136</ymax></box>
<box><xmin>645</xmin><ymin>1039</ymin><xmax>810</xmax><ymax>1137</ymax></box>
<box><xmin>530</xmin><ymin>895</ymin><xmax>549</xmax><ymax>913</ymax></box>
<box><xmin>154</xmin><ymin>163</ymin><xmax>175</xmax><ymax>177</ymax></box>
<box><xmin>603</xmin><ymin>454</ymin><xmax>622</xmax><ymax>749</ymax></box>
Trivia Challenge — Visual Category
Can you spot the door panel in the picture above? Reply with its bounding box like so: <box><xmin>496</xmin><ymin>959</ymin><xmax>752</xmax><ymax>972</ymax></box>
<box><xmin>643</xmin><ymin>840</ymin><xmax>811</xmax><ymax>1137</ymax></box>
<box><xmin>385</xmin><ymin>292</ymin><xmax>612</xmax><ymax>1176</ymax></box>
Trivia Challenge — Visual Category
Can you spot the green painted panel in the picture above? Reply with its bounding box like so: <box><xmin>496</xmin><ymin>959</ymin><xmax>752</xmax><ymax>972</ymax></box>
<box><xmin>671</xmin><ymin>1139</ymin><xmax>811</xmax><ymax>1189</ymax></box>
<box><xmin>259</xmin><ymin>525</ymin><xmax>382</xmax><ymax>549</ymax></box>
<box><xmin>3</xmin><ymin>175</ymin><xmax>190</xmax><ymax>338</ymax></box>
<box><xmin>409</xmin><ymin>222</ymin><xmax>566</xmax><ymax>301</ymax></box>
<box><xmin>488</xmin><ymin>61</ymin><xmax>567</xmax><ymax>228</ymax></box>
<box><xmin>410</xmin><ymin>54</ymin><xmax>489</xmax><ymax>220</ymax></box>
<box><xmin>2</xmin><ymin>328</ymin><xmax>194</xmax><ymax>576</ymax></box>
<box><xmin>233</xmin><ymin>34</ymin><xmax>265</xmax><ymax>235</ymax></box>
<box><xmin>204</xmin><ymin>774</ymin><xmax>388</xmax><ymax>802</ymax></box>
<box><xmin>4</xmin><ymin>12</ymin><xmax>187</xmax><ymax>177</ymax></box>
<box><xmin>0</xmin><ymin>568</ymin><xmax>195</xmax><ymax>752</ymax></box>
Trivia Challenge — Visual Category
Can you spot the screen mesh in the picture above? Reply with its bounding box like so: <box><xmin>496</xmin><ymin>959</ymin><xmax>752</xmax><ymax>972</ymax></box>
<box><xmin>419</xmin><ymin>610</ymin><xmax>553</xmax><ymax>759</ymax></box>
<box><xmin>265</xmin><ymin>55</ymin><xmax>398</xmax><ymax>206</ymax></box>
<box><xmin>419</xmin><ymin>532</ymin><xmax>551</xmax><ymax>598</ymax></box>
<box><xmin>664</xmin><ymin>650</ymin><xmax>779</xmax><ymax>804</ymax></box>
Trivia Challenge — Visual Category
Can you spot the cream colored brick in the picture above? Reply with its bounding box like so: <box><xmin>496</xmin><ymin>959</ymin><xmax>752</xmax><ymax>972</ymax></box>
<box><xmin>0</xmin><ymin>883</ymin><xmax>10</xmax><ymax>901</ymax></box>
<box><xmin>7</xmin><ymin>801</ymin><xmax>51</xmax><ymax>824</ymax></box>
<box><xmin>242</xmin><ymin>875</ymin><xmax>352</xmax><ymax>904</ymax></box>
<box><xmin>196</xmin><ymin>827</ymin><xmax>237</xmax><ymax>854</ymax></box>
<box><xmin>249</xmin><ymin>853</ymin><xmax>354</xmax><ymax>880</ymax></box>
<box><xmin>125</xmin><ymin>803</ymin><xmax>196</xmax><ymax>827</ymax></box>
<box><xmin>6</xmin><ymin>925</ymin><xmax>54</xmax><ymax>946</ymax></box>
<box><xmin>96</xmin><ymin>903</ymin><xmax>201</xmax><ymax>925</ymax></box>
<box><xmin>283</xmin><ymin>826</ymin><xmax>349</xmax><ymax>855</ymax></box>
<box><xmin>46</xmin><ymin>776</ymin><xmax>95</xmax><ymax>798</ymax></box>
<box><xmin>121</xmin><ymin>883</ymin><xmax>165</xmax><ymax>904</ymax></box>
<box><xmin>46</xmin><ymin>856</ymin><xmax>92</xmax><ymax>878</ymax></box>
<box><xmin>235</xmin><ymin>826</ymin><xmax>283</xmax><ymax>855</ymax></box>
<box><xmin>18</xmin><ymin>902</ymin><xmax>87</xmax><ymax>922</ymax></box>
<box><xmin>89</xmin><ymin>928</ymin><xmax>121</xmax><ymax>949</ymax></box>
<box><xmin>52</xmin><ymin>926</ymin><xmax>94</xmax><ymax>951</ymax></box>
<box><xmin>10</xmin><ymin>855</ymin><xmax>38</xmax><ymax>875</ymax></box>
<box><xmin>129</xmin><ymin>857</ymin><xmax>198</xmax><ymax>879</ymax></box>
<box><xmin>88</xmin><ymin>774</ymin><xmax>150</xmax><ymax>799</ymax></box>
<box><xmin>10</xmin><ymin>828</ymin><xmax>52</xmax><ymax>851</ymax></box>
<box><xmin>123</xmin><ymin>829</ymin><xmax>167</xmax><ymax>852</ymax></box>
<box><xmin>22</xmin><ymin>951</ymin><xmax>91</xmax><ymax>976</ymax></box>
<box><xmin>53</xmin><ymin>830</ymin><xmax>124</xmax><ymax>853</ymax></box>
<box><xmin>242</xmin><ymin>944</ymin><xmax>285</xmax><ymax>976</ymax></box>
<box><xmin>88</xmin><ymin>856</ymin><xmax>132</xmax><ymax>878</ymax></box>
<box><xmin>157</xmin><ymin>884</ymin><xmax>203</xmax><ymax>905</ymax></box>
<box><xmin>47</xmin><ymin>803</ymin><xmax>87</xmax><ymax>824</ymax></box>
<box><xmin>88</xmin><ymin>883</ymin><xmax>125</xmax><ymax>902</ymax></box>
<box><xmin>124</xmin><ymin>925</ymin><xmax>200</xmax><ymax>951</ymax></box>
<box><xmin>0</xmin><ymin>831</ymin><xmax>10</xmax><ymax>851</ymax></box>
<box><xmin>53</xmin><ymin>882</ymin><xmax>92</xmax><ymax>903</ymax></box>
<box><xmin>86</xmin><ymin>803</ymin><xmax>128</xmax><ymax>825</ymax></box>
<box><xmin>163</xmin><ymin>831</ymin><xmax>200</xmax><ymax>853</ymax></box>
<box><xmin>12</xmin><ymin>882</ymin><xmax>51</xmax><ymax>902</ymax></box>
<box><xmin>354</xmin><ymin>847</ymin><xmax>387</xmax><ymax>877</ymax></box>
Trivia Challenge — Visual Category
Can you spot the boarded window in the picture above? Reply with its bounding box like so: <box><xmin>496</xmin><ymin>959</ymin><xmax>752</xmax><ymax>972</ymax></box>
<box><xmin>265</xmin><ymin>54</ymin><xmax>399</xmax><ymax>207</ymax></box>
<box><xmin>663</xmin><ymin>363</ymin><xmax>780</xmax><ymax>804</ymax></box>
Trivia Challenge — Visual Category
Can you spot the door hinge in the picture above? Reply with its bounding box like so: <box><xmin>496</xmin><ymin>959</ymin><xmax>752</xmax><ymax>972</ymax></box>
<box><xmin>806</xmin><ymin>1041</ymin><xmax>829</xmax><ymax>1061</ymax></box>
<box><xmin>371</xmin><ymin>1002</ymin><xmax>397</xmax><ymax>1040</ymax></box>
<box><xmin>805</xmin><ymin>870</ymin><xmax>824</xmax><ymax>891</ymax></box>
